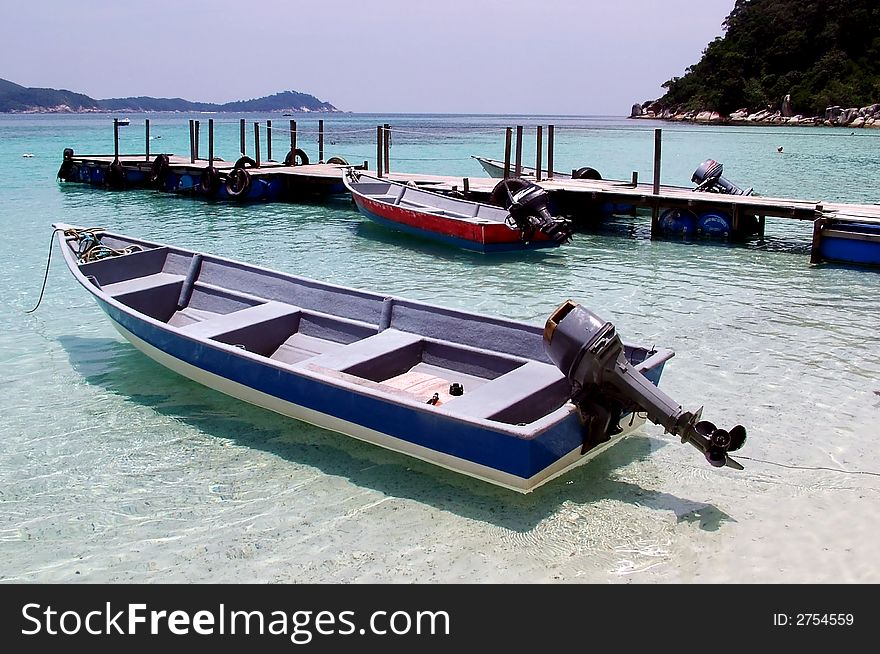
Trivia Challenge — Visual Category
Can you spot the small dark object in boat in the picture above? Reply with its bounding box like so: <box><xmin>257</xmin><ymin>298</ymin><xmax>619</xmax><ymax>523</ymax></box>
<box><xmin>426</xmin><ymin>393</ymin><xmax>440</xmax><ymax>405</ymax></box>
<box><xmin>449</xmin><ymin>383</ymin><xmax>464</xmax><ymax>396</ymax></box>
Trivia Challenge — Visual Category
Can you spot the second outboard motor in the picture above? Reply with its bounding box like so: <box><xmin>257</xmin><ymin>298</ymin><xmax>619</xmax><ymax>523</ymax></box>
<box><xmin>692</xmin><ymin>159</ymin><xmax>753</xmax><ymax>195</ymax></box>
<box><xmin>543</xmin><ymin>300</ymin><xmax>746</xmax><ymax>469</ymax></box>
<box><xmin>492</xmin><ymin>179</ymin><xmax>573</xmax><ymax>244</ymax></box>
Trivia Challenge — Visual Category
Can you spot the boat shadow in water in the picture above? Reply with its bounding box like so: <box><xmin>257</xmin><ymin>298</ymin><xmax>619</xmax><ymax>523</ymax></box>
<box><xmin>58</xmin><ymin>335</ymin><xmax>733</xmax><ymax>533</ymax></box>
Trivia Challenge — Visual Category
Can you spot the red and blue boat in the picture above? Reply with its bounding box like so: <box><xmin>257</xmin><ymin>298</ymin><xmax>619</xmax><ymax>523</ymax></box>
<box><xmin>343</xmin><ymin>170</ymin><xmax>573</xmax><ymax>253</ymax></box>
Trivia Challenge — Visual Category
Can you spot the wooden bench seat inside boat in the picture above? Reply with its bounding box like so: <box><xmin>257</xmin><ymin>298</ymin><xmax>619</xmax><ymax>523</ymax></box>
<box><xmin>176</xmin><ymin>301</ymin><xmax>302</xmax><ymax>339</ymax></box>
<box><xmin>439</xmin><ymin>360</ymin><xmax>569</xmax><ymax>423</ymax></box>
<box><xmin>297</xmin><ymin>328</ymin><xmax>423</xmax><ymax>375</ymax></box>
<box><xmin>397</xmin><ymin>197</ymin><xmax>478</xmax><ymax>220</ymax></box>
<box><xmin>100</xmin><ymin>272</ymin><xmax>184</xmax><ymax>297</ymax></box>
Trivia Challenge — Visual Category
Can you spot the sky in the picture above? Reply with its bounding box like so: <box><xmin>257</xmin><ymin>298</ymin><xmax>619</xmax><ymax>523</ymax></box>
<box><xmin>0</xmin><ymin>0</ymin><xmax>736</xmax><ymax>115</ymax></box>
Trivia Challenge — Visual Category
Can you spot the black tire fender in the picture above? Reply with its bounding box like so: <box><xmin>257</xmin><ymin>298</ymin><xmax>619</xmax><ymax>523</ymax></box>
<box><xmin>283</xmin><ymin>148</ymin><xmax>309</xmax><ymax>166</ymax></box>
<box><xmin>106</xmin><ymin>160</ymin><xmax>127</xmax><ymax>189</ymax></box>
<box><xmin>225</xmin><ymin>167</ymin><xmax>252</xmax><ymax>199</ymax></box>
<box><xmin>150</xmin><ymin>154</ymin><xmax>170</xmax><ymax>185</ymax></box>
<box><xmin>572</xmin><ymin>166</ymin><xmax>602</xmax><ymax>180</ymax></box>
<box><xmin>199</xmin><ymin>166</ymin><xmax>220</xmax><ymax>195</ymax></box>
<box><xmin>326</xmin><ymin>156</ymin><xmax>348</xmax><ymax>165</ymax></box>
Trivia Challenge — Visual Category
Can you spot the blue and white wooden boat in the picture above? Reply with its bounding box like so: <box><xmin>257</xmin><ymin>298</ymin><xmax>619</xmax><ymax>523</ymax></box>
<box><xmin>55</xmin><ymin>225</ymin><xmax>745</xmax><ymax>491</ymax></box>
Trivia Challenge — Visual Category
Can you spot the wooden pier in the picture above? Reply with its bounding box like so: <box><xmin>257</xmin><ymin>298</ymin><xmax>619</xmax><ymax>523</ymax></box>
<box><xmin>56</xmin><ymin>118</ymin><xmax>880</xmax><ymax>267</ymax></box>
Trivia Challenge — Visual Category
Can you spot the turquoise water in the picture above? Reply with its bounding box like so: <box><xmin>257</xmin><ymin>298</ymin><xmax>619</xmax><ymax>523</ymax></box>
<box><xmin>2</xmin><ymin>113</ymin><xmax>879</xmax><ymax>583</ymax></box>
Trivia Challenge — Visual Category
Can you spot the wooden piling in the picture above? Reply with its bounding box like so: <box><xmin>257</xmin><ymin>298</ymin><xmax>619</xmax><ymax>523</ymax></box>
<box><xmin>758</xmin><ymin>214</ymin><xmax>766</xmax><ymax>241</ymax></box>
<box><xmin>189</xmin><ymin>120</ymin><xmax>195</xmax><ymax>163</ymax></box>
<box><xmin>463</xmin><ymin>178</ymin><xmax>470</xmax><ymax>196</ymax></box>
<box><xmin>290</xmin><ymin>120</ymin><xmax>297</xmax><ymax>161</ymax></box>
<box><xmin>194</xmin><ymin>121</ymin><xmax>200</xmax><ymax>160</ymax></box>
<box><xmin>503</xmin><ymin>127</ymin><xmax>512</xmax><ymax>179</ymax></box>
<box><xmin>145</xmin><ymin>119</ymin><xmax>150</xmax><ymax>161</ymax></box>
<box><xmin>547</xmin><ymin>125</ymin><xmax>554</xmax><ymax>180</ymax></box>
<box><xmin>240</xmin><ymin>119</ymin><xmax>246</xmax><ymax>155</ymax></box>
<box><xmin>376</xmin><ymin>126</ymin><xmax>384</xmax><ymax>179</ymax></box>
<box><xmin>651</xmin><ymin>203</ymin><xmax>661</xmax><ymax>238</ymax></box>
<box><xmin>535</xmin><ymin>126</ymin><xmax>543</xmax><ymax>182</ymax></box>
<box><xmin>319</xmin><ymin>119</ymin><xmax>325</xmax><ymax>163</ymax></box>
<box><xmin>383</xmin><ymin>124</ymin><xmax>391</xmax><ymax>174</ymax></box>
<box><xmin>652</xmin><ymin>128</ymin><xmax>662</xmax><ymax>195</ymax></box>
<box><xmin>514</xmin><ymin>126</ymin><xmax>523</xmax><ymax>177</ymax></box>
<box><xmin>267</xmin><ymin>120</ymin><xmax>272</xmax><ymax>161</ymax></box>
<box><xmin>810</xmin><ymin>218</ymin><xmax>826</xmax><ymax>264</ymax></box>
<box><xmin>631</xmin><ymin>171</ymin><xmax>638</xmax><ymax>187</ymax></box>
<box><xmin>113</xmin><ymin>118</ymin><xmax>119</xmax><ymax>163</ymax></box>
<box><xmin>254</xmin><ymin>122</ymin><xmax>261</xmax><ymax>167</ymax></box>
<box><xmin>208</xmin><ymin>119</ymin><xmax>214</xmax><ymax>167</ymax></box>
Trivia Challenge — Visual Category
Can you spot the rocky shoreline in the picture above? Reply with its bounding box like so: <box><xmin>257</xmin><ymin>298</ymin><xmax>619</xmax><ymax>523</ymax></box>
<box><xmin>630</xmin><ymin>97</ymin><xmax>880</xmax><ymax>128</ymax></box>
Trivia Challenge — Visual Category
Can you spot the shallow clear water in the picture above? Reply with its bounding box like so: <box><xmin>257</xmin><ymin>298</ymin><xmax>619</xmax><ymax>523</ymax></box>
<box><xmin>1</xmin><ymin>113</ymin><xmax>879</xmax><ymax>583</ymax></box>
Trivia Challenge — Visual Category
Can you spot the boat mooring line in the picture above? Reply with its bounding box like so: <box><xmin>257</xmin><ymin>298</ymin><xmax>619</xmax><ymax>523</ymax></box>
<box><xmin>733</xmin><ymin>455</ymin><xmax>880</xmax><ymax>478</ymax></box>
<box><xmin>24</xmin><ymin>228</ymin><xmax>62</xmax><ymax>314</ymax></box>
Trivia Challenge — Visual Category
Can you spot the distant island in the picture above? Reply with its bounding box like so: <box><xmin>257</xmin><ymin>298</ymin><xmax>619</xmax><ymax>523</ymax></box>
<box><xmin>631</xmin><ymin>0</ymin><xmax>880</xmax><ymax>128</ymax></box>
<box><xmin>0</xmin><ymin>77</ymin><xmax>340</xmax><ymax>113</ymax></box>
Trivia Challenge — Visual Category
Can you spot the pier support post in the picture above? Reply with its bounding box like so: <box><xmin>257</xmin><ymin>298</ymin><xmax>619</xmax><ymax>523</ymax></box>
<box><xmin>267</xmin><ymin>120</ymin><xmax>272</xmax><ymax>161</ymax></box>
<box><xmin>503</xmin><ymin>127</ymin><xmax>512</xmax><ymax>179</ymax></box>
<box><xmin>514</xmin><ymin>126</ymin><xmax>523</xmax><ymax>177</ymax></box>
<box><xmin>758</xmin><ymin>214</ymin><xmax>766</xmax><ymax>242</ymax></box>
<box><xmin>547</xmin><ymin>125</ymin><xmax>554</xmax><ymax>180</ymax></box>
<box><xmin>810</xmin><ymin>218</ymin><xmax>827</xmax><ymax>264</ymax></box>
<box><xmin>652</xmin><ymin>128</ymin><xmax>662</xmax><ymax>195</ymax></box>
<box><xmin>240</xmin><ymin>119</ymin><xmax>246</xmax><ymax>156</ymax></box>
<box><xmin>254</xmin><ymin>122</ymin><xmax>261</xmax><ymax>167</ymax></box>
<box><xmin>189</xmin><ymin>120</ymin><xmax>195</xmax><ymax>163</ymax></box>
<box><xmin>535</xmin><ymin>126</ymin><xmax>543</xmax><ymax>182</ymax></box>
<box><xmin>145</xmin><ymin>119</ymin><xmax>150</xmax><ymax>161</ymax></box>
<box><xmin>651</xmin><ymin>203</ymin><xmax>661</xmax><ymax>238</ymax></box>
<box><xmin>290</xmin><ymin>120</ymin><xmax>297</xmax><ymax>163</ymax></box>
<box><xmin>383</xmin><ymin>124</ymin><xmax>391</xmax><ymax>174</ymax></box>
<box><xmin>208</xmin><ymin>119</ymin><xmax>214</xmax><ymax>168</ymax></box>
<box><xmin>463</xmin><ymin>177</ymin><xmax>470</xmax><ymax>196</ymax></box>
<box><xmin>631</xmin><ymin>171</ymin><xmax>638</xmax><ymax>187</ymax></box>
<box><xmin>319</xmin><ymin>119</ymin><xmax>325</xmax><ymax>163</ymax></box>
<box><xmin>113</xmin><ymin>118</ymin><xmax>120</xmax><ymax>163</ymax></box>
<box><xmin>376</xmin><ymin>126</ymin><xmax>384</xmax><ymax>178</ymax></box>
<box><xmin>194</xmin><ymin>121</ymin><xmax>200</xmax><ymax>160</ymax></box>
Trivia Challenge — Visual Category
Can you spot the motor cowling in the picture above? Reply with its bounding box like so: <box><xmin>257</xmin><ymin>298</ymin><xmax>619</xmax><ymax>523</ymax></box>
<box><xmin>543</xmin><ymin>300</ymin><xmax>746</xmax><ymax>469</ymax></box>
<box><xmin>692</xmin><ymin>159</ymin><xmax>753</xmax><ymax>195</ymax></box>
<box><xmin>492</xmin><ymin>179</ymin><xmax>573</xmax><ymax>244</ymax></box>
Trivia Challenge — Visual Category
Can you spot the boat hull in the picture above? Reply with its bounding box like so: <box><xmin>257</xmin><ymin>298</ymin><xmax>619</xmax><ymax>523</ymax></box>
<box><xmin>351</xmin><ymin>192</ymin><xmax>557</xmax><ymax>253</ymax></box>
<box><xmin>97</xmin><ymin>298</ymin><xmax>647</xmax><ymax>492</ymax></box>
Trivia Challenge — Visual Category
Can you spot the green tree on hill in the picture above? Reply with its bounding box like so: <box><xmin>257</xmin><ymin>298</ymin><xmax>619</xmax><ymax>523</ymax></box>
<box><xmin>658</xmin><ymin>0</ymin><xmax>880</xmax><ymax>116</ymax></box>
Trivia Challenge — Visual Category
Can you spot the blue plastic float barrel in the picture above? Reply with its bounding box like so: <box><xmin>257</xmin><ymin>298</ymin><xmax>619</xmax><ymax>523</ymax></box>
<box><xmin>658</xmin><ymin>208</ymin><xmax>697</xmax><ymax>235</ymax></box>
<box><xmin>697</xmin><ymin>210</ymin><xmax>732</xmax><ymax>237</ymax></box>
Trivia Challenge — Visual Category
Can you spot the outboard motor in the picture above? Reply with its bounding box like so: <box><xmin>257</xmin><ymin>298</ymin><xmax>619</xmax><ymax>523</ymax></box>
<box><xmin>692</xmin><ymin>159</ymin><xmax>753</xmax><ymax>195</ymax></box>
<box><xmin>492</xmin><ymin>179</ymin><xmax>573</xmax><ymax>244</ymax></box>
<box><xmin>543</xmin><ymin>300</ymin><xmax>746</xmax><ymax>469</ymax></box>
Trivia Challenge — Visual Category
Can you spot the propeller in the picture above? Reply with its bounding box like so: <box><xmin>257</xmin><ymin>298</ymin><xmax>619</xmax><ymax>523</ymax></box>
<box><xmin>693</xmin><ymin>419</ymin><xmax>747</xmax><ymax>469</ymax></box>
